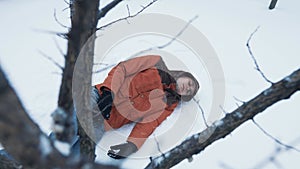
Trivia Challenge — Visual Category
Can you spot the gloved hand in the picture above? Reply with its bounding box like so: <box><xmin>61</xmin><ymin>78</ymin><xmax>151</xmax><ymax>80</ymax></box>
<box><xmin>107</xmin><ymin>142</ymin><xmax>138</xmax><ymax>159</ymax></box>
<box><xmin>97</xmin><ymin>87</ymin><xmax>114</xmax><ymax>120</ymax></box>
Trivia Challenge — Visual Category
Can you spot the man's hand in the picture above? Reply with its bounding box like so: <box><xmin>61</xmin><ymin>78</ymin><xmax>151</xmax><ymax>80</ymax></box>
<box><xmin>107</xmin><ymin>142</ymin><xmax>138</xmax><ymax>159</ymax></box>
<box><xmin>97</xmin><ymin>87</ymin><xmax>114</xmax><ymax>120</ymax></box>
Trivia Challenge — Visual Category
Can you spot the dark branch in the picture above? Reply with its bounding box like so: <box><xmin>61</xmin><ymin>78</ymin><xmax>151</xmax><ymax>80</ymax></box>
<box><xmin>38</xmin><ymin>50</ymin><xmax>64</xmax><ymax>70</ymax></box>
<box><xmin>53</xmin><ymin>37</ymin><xmax>66</xmax><ymax>58</ymax></box>
<box><xmin>94</xmin><ymin>15</ymin><xmax>198</xmax><ymax>75</ymax></box>
<box><xmin>131</xmin><ymin>15</ymin><xmax>198</xmax><ymax>58</ymax></box>
<box><xmin>252</xmin><ymin>119</ymin><xmax>300</xmax><ymax>152</ymax></box>
<box><xmin>233</xmin><ymin>96</ymin><xmax>246</xmax><ymax>104</ymax></box>
<box><xmin>0</xmin><ymin>65</ymin><xmax>119</xmax><ymax>169</ymax></box>
<box><xmin>98</xmin><ymin>0</ymin><xmax>124</xmax><ymax>20</ymax></box>
<box><xmin>54</xmin><ymin>8</ymin><xmax>69</xmax><ymax>29</ymax></box>
<box><xmin>32</xmin><ymin>28</ymin><xmax>68</xmax><ymax>39</ymax></box>
<box><xmin>251</xmin><ymin>137</ymin><xmax>300</xmax><ymax>169</ymax></box>
<box><xmin>0</xmin><ymin>151</ymin><xmax>21</xmax><ymax>169</ymax></box>
<box><xmin>246</xmin><ymin>26</ymin><xmax>273</xmax><ymax>84</ymax></box>
<box><xmin>153</xmin><ymin>134</ymin><xmax>164</xmax><ymax>156</ymax></box>
<box><xmin>158</xmin><ymin>15</ymin><xmax>198</xmax><ymax>49</ymax></box>
<box><xmin>269</xmin><ymin>0</ymin><xmax>278</xmax><ymax>10</ymax></box>
<box><xmin>193</xmin><ymin>98</ymin><xmax>209</xmax><ymax>128</ymax></box>
<box><xmin>145</xmin><ymin>68</ymin><xmax>300</xmax><ymax>169</ymax></box>
<box><xmin>97</xmin><ymin>0</ymin><xmax>158</xmax><ymax>30</ymax></box>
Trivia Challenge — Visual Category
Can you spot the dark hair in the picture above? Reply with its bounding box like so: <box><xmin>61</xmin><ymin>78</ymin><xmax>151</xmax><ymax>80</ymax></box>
<box><xmin>155</xmin><ymin>59</ymin><xmax>200</xmax><ymax>104</ymax></box>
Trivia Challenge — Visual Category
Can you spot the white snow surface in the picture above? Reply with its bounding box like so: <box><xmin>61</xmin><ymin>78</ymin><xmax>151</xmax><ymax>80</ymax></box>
<box><xmin>39</xmin><ymin>135</ymin><xmax>52</xmax><ymax>156</ymax></box>
<box><xmin>1</xmin><ymin>0</ymin><xmax>300</xmax><ymax>169</ymax></box>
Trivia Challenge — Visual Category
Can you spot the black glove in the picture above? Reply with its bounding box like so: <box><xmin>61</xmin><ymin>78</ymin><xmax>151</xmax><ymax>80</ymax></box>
<box><xmin>97</xmin><ymin>87</ymin><xmax>114</xmax><ymax>120</ymax></box>
<box><xmin>107</xmin><ymin>141</ymin><xmax>138</xmax><ymax>159</ymax></box>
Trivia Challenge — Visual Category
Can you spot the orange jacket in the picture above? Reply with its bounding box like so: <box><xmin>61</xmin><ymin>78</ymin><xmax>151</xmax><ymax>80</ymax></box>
<box><xmin>95</xmin><ymin>55</ymin><xmax>178</xmax><ymax>149</ymax></box>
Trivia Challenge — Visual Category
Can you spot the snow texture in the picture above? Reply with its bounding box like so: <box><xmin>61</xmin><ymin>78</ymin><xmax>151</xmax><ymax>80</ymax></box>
<box><xmin>213</xmin><ymin>120</ymin><xmax>224</xmax><ymax>127</ymax></box>
<box><xmin>234</xmin><ymin>112</ymin><xmax>243</xmax><ymax>119</ymax></box>
<box><xmin>39</xmin><ymin>135</ymin><xmax>52</xmax><ymax>156</ymax></box>
<box><xmin>263</xmin><ymin>88</ymin><xmax>273</xmax><ymax>96</ymax></box>
<box><xmin>52</xmin><ymin>124</ymin><xmax>64</xmax><ymax>133</ymax></box>
<box><xmin>54</xmin><ymin>140</ymin><xmax>70</xmax><ymax>156</ymax></box>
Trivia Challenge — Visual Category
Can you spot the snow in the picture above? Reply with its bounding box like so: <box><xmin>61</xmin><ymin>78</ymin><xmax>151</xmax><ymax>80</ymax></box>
<box><xmin>82</xmin><ymin>163</ymin><xmax>93</xmax><ymax>169</ymax></box>
<box><xmin>52</xmin><ymin>124</ymin><xmax>64</xmax><ymax>133</ymax></box>
<box><xmin>39</xmin><ymin>135</ymin><xmax>52</xmax><ymax>156</ymax></box>
<box><xmin>213</xmin><ymin>120</ymin><xmax>224</xmax><ymax>127</ymax></box>
<box><xmin>234</xmin><ymin>112</ymin><xmax>243</xmax><ymax>119</ymax></box>
<box><xmin>54</xmin><ymin>140</ymin><xmax>71</xmax><ymax>156</ymax></box>
<box><xmin>263</xmin><ymin>88</ymin><xmax>273</xmax><ymax>96</ymax></box>
<box><xmin>284</xmin><ymin>76</ymin><xmax>292</xmax><ymax>83</ymax></box>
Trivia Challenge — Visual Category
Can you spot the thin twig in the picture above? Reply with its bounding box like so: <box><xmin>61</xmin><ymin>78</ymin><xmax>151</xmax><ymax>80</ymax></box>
<box><xmin>252</xmin><ymin>119</ymin><xmax>300</xmax><ymax>152</ymax></box>
<box><xmin>126</xmin><ymin>4</ymin><xmax>130</xmax><ymax>16</ymax></box>
<box><xmin>32</xmin><ymin>28</ymin><xmax>67</xmax><ymax>39</ymax></box>
<box><xmin>250</xmin><ymin>136</ymin><xmax>300</xmax><ymax>169</ymax></box>
<box><xmin>97</xmin><ymin>0</ymin><xmax>158</xmax><ymax>30</ymax></box>
<box><xmin>94</xmin><ymin>15</ymin><xmax>198</xmax><ymax>74</ymax></box>
<box><xmin>94</xmin><ymin>62</ymin><xmax>109</xmax><ymax>66</ymax></box>
<box><xmin>38</xmin><ymin>50</ymin><xmax>64</xmax><ymax>71</ymax></box>
<box><xmin>63</xmin><ymin>0</ymin><xmax>70</xmax><ymax>5</ymax></box>
<box><xmin>131</xmin><ymin>15</ymin><xmax>198</xmax><ymax>59</ymax></box>
<box><xmin>219</xmin><ymin>105</ymin><xmax>228</xmax><ymax>115</ymax></box>
<box><xmin>158</xmin><ymin>15</ymin><xmax>198</xmax><ymax>49</ymax></box>
<box><xmin>219</xmin><ymin>162</ymin><xmax>236</xmax><ymax>169</ymax></box>
<box><xmin>54</xmin><ymin>9</ymin><xmax>69</xmax><ymax>29</ymax></box>
<box><xmin>53</xmin><ymin>37</ymin><xmax>66</xmax><ymax>58</ymax></box>
<box><xmin>193</xmin><ymin>98</ymin><xmax>208</xmax><ymax>128</ymax></box>
<box><xmin>233</xmin><ymin>96</ymin><xmax>246</xmax><ymax>104</ymax></box>
<box><xmin>153</xmin><ymin>134</ymin><xmax>164</xmax><ymax>157</ymax></box>
<box><xmin>98</xmin><ymin>0</ymin><xmax>124</xmax><ymax>20</ymax></box>
<box><xmin>246</xmin><ymin>26</ymin><xmax>273</xmax><ymax>84</ymax></box>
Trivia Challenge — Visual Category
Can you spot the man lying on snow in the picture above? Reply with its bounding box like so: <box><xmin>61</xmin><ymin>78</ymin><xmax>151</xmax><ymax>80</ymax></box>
<box><xmin>90</xmin><ymin>55</ymin><xmax>199</xmax><ymax>159</ymax></box>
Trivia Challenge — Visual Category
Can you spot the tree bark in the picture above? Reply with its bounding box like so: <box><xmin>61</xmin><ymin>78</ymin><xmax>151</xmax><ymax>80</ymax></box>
<box><xmin>269</xmin><ymin>0</ymin><xmax>278</xmax><ymax>10</ymax></box>
<box><xmin>145</xmin><ymin>68</ymin><xmax>300</xmax><ymax>169</ymax></box>
<box><xmin>53</xmin><ymin>0</ymin><xmax>100</xmax><ymax>160</ymax></box>
<box><xmin>0</xmin><ymin>65</ymin><xmax>118</xmax><ymax>169</ymax></box>
<box><xmin>0</xmin><ymin>152</ymin><xmax>22</xmax><ymax>169</ymax></box>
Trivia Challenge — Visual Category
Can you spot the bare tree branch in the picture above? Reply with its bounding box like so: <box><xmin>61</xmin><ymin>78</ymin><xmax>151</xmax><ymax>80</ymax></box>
<box><xmin>54</xmin><ymin>8</ymin><xmax>69</xmax><ymax>29</ymax></box>
<box><xmin>55</xmin><ymin>0</ymin><xmax>101</xmax><ymax>146</ymax></box>
<box><xmin>153</xmin><ymin>134</ymin><xmax>164</xmax><ymax>156</ymax></box>
<box><xmin>219</xmin><ymin>162</ymin><xmax>236</xmax><ymax>169</ymax></box>
<box><xmin>233</xmin><ymin>96</ymin><xmax>246</xmax><ymax>104</ymax></box>
<box><xmin>219</xmin><ymin>105</ymin><xmax>229</xmax><ymax>115</ymax></box>
<box><xmin>98</xmin><ymin>0</ymin><xmax>124</xmax><ymax>20</ymax></box>
<box><xmin>0</xmin><ymin>151</ymin><xmax>21</xmax><ymax>169</ymax></box>
<box><xmin>251</xmin><ymin>137</ymin><xmax>300</xmax><ymax>169</ymax></box>
<box><xmin>38</xmin><ymin>50</ymin><xmax>64</xmax><ymax>71</ymax></box>
<box><xmin>97</xmin><ymin>0</ymin><xmax>158</xmax><ymax>30</ymax></box>
<box><xmin>246</xmin><ymin>26</ymin><xmax>274</xmax><ymax>84</ymax></box>
<box><xmin>145</xmin><ymin>67</ymin><xmax>300</xmax><ymax>169</ymax></box>
<box><xmin>32</xmin><ymin>28</ymin><xmax>68</xmax><ymax>39</ymax></box>
<box><xmin>0</xmin><ymin>66</ymin><xmax>118</xmax><ymax>169</ymax></box>
<box><xmin>252</xmin><ymin>119</ymin><xmax>300</xmax><ymax>152</ymax></box>
<box><xmin>269</xmin><ymin>0</ymin><xmax>279</xmax><ymax>10</ymax></box>
<box><xmin>94</xmin><ymin>15</ymin><xmax>198</xmax><ymax>74</ymax></box>
<box><xmin>193</xmin><ymin>98</ymin><xmax>209</xmax><ymax>128</ymax></box>
<box><xmin>132</xmin><ymin>15</ymin><xmax>199</xmax><ymax>58</ymax></box>
<box><xmin>53</xmin><ymin>37</ymin><xmax>66</xmax><ymax>58</ymax></box>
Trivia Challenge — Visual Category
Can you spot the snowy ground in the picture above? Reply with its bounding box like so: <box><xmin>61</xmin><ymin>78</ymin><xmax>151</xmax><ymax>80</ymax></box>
<box><xmin>1</xmin><ymin>0</ymin><xmax>300</xmax><ymax>169</ymax></box>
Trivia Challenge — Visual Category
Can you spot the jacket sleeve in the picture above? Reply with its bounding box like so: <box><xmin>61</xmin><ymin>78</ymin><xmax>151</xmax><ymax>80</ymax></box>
<box><xmin>95</xmin><ymin>55</ymin><xmax>162</xmax><ymax>93</ymax></box>
<box><xmin>127</xmin><ymin>102</ymin><xmax>178</xmax><ymax>149</ymax></box>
